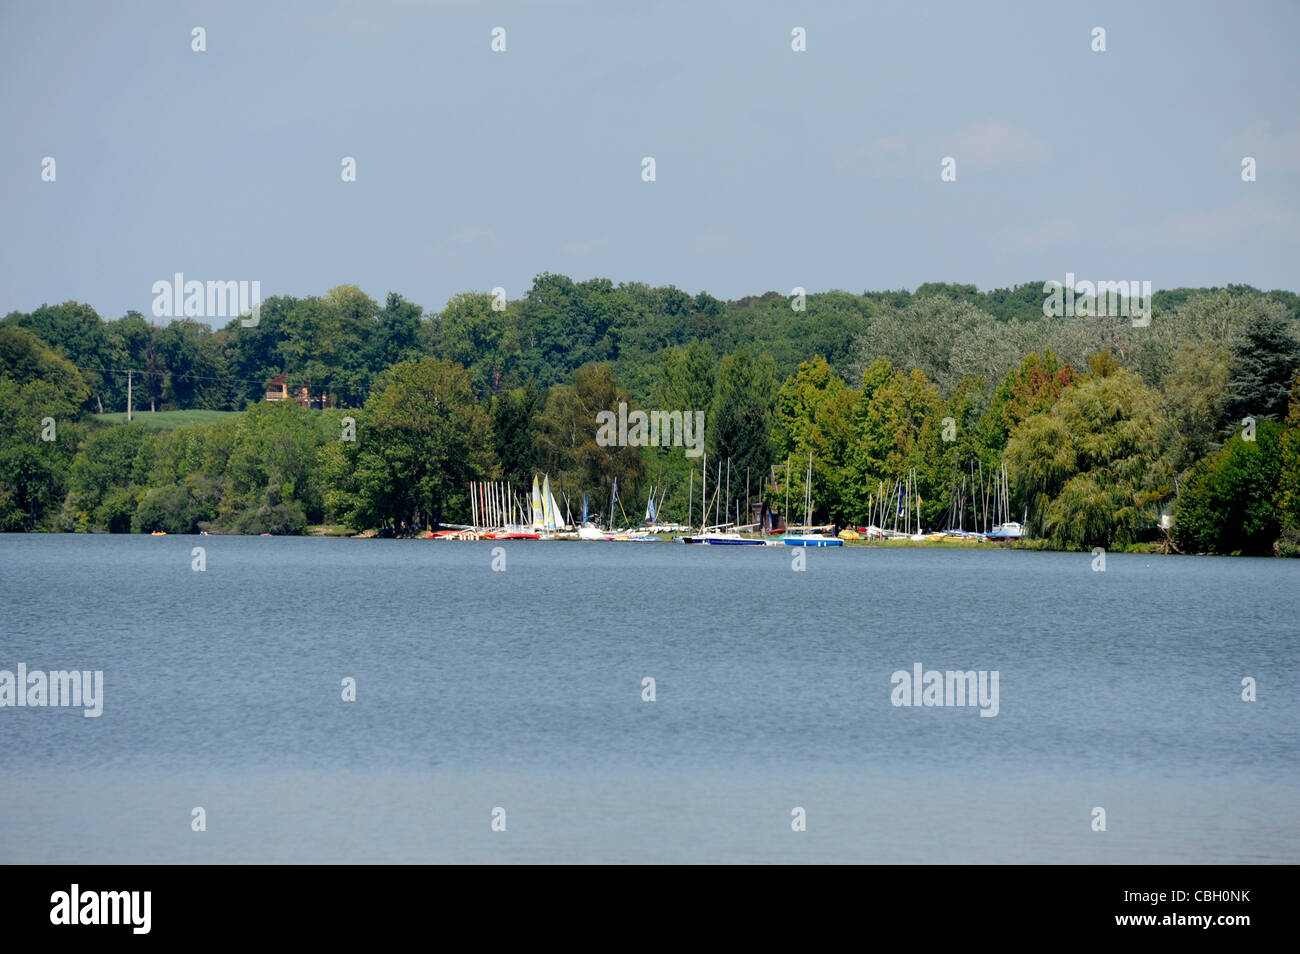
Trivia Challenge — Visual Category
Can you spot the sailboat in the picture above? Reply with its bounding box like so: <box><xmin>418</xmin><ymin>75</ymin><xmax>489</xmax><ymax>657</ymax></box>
<box><xmin>523</xmin><ymin>474</ymin><xmax>569</xmax><ymax>538</ymax></box>
<box><xmin>779</xmin><ymin>452</ymin><xmax>843</xmax><ymax>546</ymax></box>
<box><xmin>677</xmin><ymin>455</ymin><xmax>765</xmax><ymax>544</ymax></box>
<box><xmin>986</xmin><ymin>461</ymin><xmax>1024</xmax><ymax>542</ymax></box>
<box><xmin>531</xmin><ymin>476</ymin><xmax>544</xmax><ymax>530</ymax></box>
<box><xmin>610</xmin><ymin>490</ymin><xmax>661</xmax><ymax>541</ymax></box>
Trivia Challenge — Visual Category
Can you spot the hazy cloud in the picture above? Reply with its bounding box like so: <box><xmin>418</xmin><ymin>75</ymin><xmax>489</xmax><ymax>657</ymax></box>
<box><xmin>941</xmin><ymin>119</ymin><xmax>1049</xmax><ymax>167</ymax></box>
<box><xmin>688</xmin><ymin>227</ymin><xmax>738</xmax><ymax>256</ymax></box>
<box><xmin>839</xmin><ymin>121</ymin><xmax>1048</xmax><ymax>180</ymax></box>
<box><xmin>560</xmin><ymin>235</ymin><xmax>612</xmax><ymax>259</ymax></box>
<box><xmin>1144</xmin><ymin>196</ymin><xmax>1294</xmax><ymax>251</ymax></box>
<box><xmin>994</xmin><ymin>217</ymin><xmax>1080</xmax><ymax>252</ymax></box>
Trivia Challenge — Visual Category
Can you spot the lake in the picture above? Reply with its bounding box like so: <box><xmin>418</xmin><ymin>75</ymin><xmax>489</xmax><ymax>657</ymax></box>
<box><xmin>1</xmin><ymin>534</ymin><xmax>1297</xmax><ymax>863</ymax></box>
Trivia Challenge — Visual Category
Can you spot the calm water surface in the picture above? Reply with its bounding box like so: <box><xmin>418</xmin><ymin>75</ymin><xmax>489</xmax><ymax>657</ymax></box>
<box><xmin>1</xmin><ymin>535</ymin><xmax>1297</xmax><ymax>862</ymax></box>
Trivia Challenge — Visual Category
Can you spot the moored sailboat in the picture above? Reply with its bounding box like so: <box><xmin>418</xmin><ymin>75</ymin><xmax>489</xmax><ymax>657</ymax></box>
<box><xmin>780</xmin><ymin>453</ymin><xmax>843</xmax><ymax>546</ymax></box>
<box><xmin>986</xmin><ymin>462</ymin><xmax>1024</xmax><ymax>542</ymax></box>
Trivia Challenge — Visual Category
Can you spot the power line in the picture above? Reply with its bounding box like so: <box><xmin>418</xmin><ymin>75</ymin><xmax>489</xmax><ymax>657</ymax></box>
<box><xmin>70</xmin><ymin>365</ymin><xmax>373</xmax><ymax>399</ymax></box>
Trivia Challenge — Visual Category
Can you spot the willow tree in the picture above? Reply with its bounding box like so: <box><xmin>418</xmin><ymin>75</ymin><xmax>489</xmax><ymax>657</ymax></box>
<box><xmin>1007</xmin><ymin>353</ymin><xmax>1171</xmax><ymax>550</ymax></box>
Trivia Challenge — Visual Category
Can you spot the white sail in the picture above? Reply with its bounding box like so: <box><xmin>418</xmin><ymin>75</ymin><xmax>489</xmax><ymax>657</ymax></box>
<box><xmin>542</xmin><ymin>475</ymin><xmax>555</xmax><ymax>530</ymax></box>
<box><xmin>531</xmin><ymin>476</ymin><xmax>543</xmax><ymax>529</ymax></box>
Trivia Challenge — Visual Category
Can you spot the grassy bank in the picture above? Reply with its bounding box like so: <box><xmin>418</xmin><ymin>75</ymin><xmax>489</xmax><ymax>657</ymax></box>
<box><xmin>92</xmin><ymin>409</ymin><xmax>243</xmax><ymax>431</ymax></box>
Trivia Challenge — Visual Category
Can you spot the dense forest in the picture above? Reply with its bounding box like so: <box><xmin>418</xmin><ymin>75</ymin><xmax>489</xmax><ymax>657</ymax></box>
<box><xmin>2</xmin><ymin>276</ymin><xmax>1299</xmax><ymax>555</ymax></box>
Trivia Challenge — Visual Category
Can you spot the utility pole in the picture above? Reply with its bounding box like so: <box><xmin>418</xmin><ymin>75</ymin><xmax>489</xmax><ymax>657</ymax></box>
<box><xmin>127</xmin><ymin>370</ymin><xmax>133</xmax><ymax>422</ymax></box>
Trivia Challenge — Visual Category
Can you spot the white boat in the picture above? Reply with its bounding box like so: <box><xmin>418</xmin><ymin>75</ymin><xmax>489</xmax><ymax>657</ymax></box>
<box><xmin>778</xmin><ymin>455</ymin><xmax>844</xmax><ymax>546</ymax></box>
<box><xmin>985</xmin><ymin>463</ymin><xmax>1024</xmax><ymax>542</ymax></box>
<box><xmin>986</xmin><ymin>521</ymin><xmax>1023</xmax><ymax>542</ymax></box>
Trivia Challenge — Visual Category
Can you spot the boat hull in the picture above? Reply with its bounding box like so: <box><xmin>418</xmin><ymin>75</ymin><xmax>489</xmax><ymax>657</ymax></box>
<box><xmin>780</xmin><ymin>535</ymin><xmax>843</xmax><ymax>547</ymax></box>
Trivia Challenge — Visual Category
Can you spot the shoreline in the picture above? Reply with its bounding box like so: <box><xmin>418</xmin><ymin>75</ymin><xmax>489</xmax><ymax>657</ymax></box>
<box><xmin>4</xmin><ymin>530</ymin><xmax>1281</xmax><ymax>557</ymax></box>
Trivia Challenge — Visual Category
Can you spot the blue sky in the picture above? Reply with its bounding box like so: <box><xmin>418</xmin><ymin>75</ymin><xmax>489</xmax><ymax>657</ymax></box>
<box><xmin>2</xmin><ymin>0</ymin><xmax>1297</xmax><ymax>324</ymax></box>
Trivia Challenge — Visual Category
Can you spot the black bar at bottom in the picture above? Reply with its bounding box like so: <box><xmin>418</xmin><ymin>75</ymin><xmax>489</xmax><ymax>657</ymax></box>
<box><xmin>0</xmin><ymin>864</ymin><xmax>1279</xmax><ymax>941</ymax></box>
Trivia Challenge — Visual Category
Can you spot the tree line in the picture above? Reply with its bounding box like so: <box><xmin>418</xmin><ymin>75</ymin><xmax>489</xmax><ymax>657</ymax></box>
<box><xmin>2</xmin><ymin>278</ymin><xmax>1298</xmax><ymax>554</ymax></box>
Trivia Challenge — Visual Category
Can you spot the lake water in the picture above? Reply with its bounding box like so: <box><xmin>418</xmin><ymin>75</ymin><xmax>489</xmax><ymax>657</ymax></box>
<box><xmin>1</xmin><ymin>535</ymin><xmax>1297</xmax><ymax>863</ymax></box>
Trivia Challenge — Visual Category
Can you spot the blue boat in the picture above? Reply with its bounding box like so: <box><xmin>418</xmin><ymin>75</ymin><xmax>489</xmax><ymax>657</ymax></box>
<box><xmin>678</xmin><ymin>532</ymin><xmax>765</xmax><ymax>545</ymax></box>
<box><xmin>777</xmin><ymin>453</ymin><xmax>843</xmax><ymax>546</ymax></box>
<box><xmin>780</xmin><ymin>534</ymin><xmax>843</xmax><ymax>547</ymax></box>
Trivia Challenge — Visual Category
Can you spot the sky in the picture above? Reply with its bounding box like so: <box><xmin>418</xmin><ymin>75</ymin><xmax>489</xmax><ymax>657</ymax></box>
<box><xmin>2</xmin><ymin>0</ymin><xmax>1298</xmax><ymax>325</ymax></box>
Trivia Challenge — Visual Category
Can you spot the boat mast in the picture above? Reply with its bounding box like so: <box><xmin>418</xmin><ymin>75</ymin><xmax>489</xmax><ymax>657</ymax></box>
<box><xmin>725</xmin><ymin>458</ymin><xmax>731</xmax><ymax>529</ymax></box>
<box><xmin>715</xmin><ymin>460</ymin><xmax>722</xmax><ymax>528</ymax></box>
<box><xmin>999</xmin><ymin>461</ymin><xmax>1005</xmax><ymax>527</ymax></box>
<box><xmin>785</xmin><ymin>455</ymin><xmax>792</xmax><ymax>533</ymax></box>
<box><xmin>745</xmin><ymin>466</ymin><xmax>750</xmax><ymax>531</ymax></box>
<box><xmin>916</xmin><ymin>468</ymin><xmax>922</xmax><ymax>534</ymax></box>
<box><xmin>805</xmin><ymin>451</ymin><xmax>812</xmax><ymax>530</ymax></box>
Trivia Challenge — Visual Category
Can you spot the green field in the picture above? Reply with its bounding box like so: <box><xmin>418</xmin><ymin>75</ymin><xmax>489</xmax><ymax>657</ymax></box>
<box><xmin>92</xmin><ymin>409</ymin><xmax>244</xmax><ymax>431</ymax></box>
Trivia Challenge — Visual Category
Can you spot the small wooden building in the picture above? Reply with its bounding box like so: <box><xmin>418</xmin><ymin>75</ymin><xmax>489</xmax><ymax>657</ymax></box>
<box><xmin>264</xmin><ymin>374</ymin><xmax>322</xmax><ymax>409</ymax></box>
<box><xmin>265</xmin><ymin>373</ymin><xmax>289</xmax><ymax>402</ymax></box>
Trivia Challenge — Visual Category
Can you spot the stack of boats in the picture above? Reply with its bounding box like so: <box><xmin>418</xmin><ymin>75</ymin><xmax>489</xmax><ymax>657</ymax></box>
<box><xmin>433</xmin><ymin>455</ymin><xmax>1026</xmax><ymax>546</ymax></box>
<box><xmin>676</xmin><ymin>453</ymin><xmax>842</xmax><ymax>546</ymax></box>
<box><xmin>433</xmin><ymin>474</ymin><xmax>575</xmax><ymax>539</ymax></box>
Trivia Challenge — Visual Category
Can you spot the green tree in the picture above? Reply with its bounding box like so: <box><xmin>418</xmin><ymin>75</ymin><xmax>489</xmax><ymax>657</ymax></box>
<box><xmin>219</xmin><ymin>294</ymin><xmax>297</xmax><ymax>408</ymax></box>
<box><xmin>1</xmin><ymin>301</ymin><xmax>117</xmax><ymax>412</ymax></box>
<box><xmin>0</xmin><ymin>328</ymin><xmax>89</xmax><ymax>530</ymax></box>
<box><xmin>491</xmin><ymin>385</ymin><xmax>542</xmax><ymax>488</ymax></box>
<box><xmin>1176</xmin><ymin>420</ymin><xmax>1284</xmax><ymax>555</ymax></box>
<box><xmin>427</xmin><ymin>292</ymin><xmax>508</xmax><ymax>395</ymax></box>
<box><xmin>771</xmin><ymin>357</ymin><xmax>859</xmax><ymax>522</ymax></box>
<box><xmin>322</xmin><ymin>358</ymin><xmax>493</xmax><ymax>534</ymax></box>
<box><xmin>132</xmin><ymin>484</ymin><xmax>200</xmax><ymax>534</ymax></box>
<box><xmin>534</xmin><ymin>363</ymin><xmax>644</xmax><ymax>524</ymax></box>
<box><xmin>369</xmin><ymin>292</ymin><xmax>424</xmax><ymax>371</ymax></box>
<box><xmin>1274</xmin><ymin>376</ymin><xmax>1300</xmax><ymax>555</ymax></box>
<box><xmin>218</xmin><ymin>401</ymin><xmax>329</xmax><ymax>531</ymax></box>
<box><xmin>1219</xmin><ymin>298</ymin><xmax>1300</xmax><ymax>425</ymax></box>
<box><xmin>157</xmin><ymin>318</ymin><xmax>231</xmax><ymax>409</ymax></box>
<box><xmin>1007</xmin><ymin>357</ymin><xmax>1170</xmax><ymax>549</ymax></box>
<box><xmin>848</xmin><ymin>359</ymin><xmax>944</xmax><ymax>526</ymax></box>
<box><xmin>1162</xmin><ymin>341</ymin><xmax>1231</xmax><ymax>472</ymax></box>
<box><xmin>984</xmin><ymin>350</ymin><xmax>1079</xmax><ymax>447</ymax></box>
<box><xmin>709</xmin><ymin>348</ymin><xmax>776</xmax><ymax>488</ymax></box>
<box><xmin>65</xmin><ymin>424</ymin><xmax>152</xmax><ymax>531</ymax></box>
